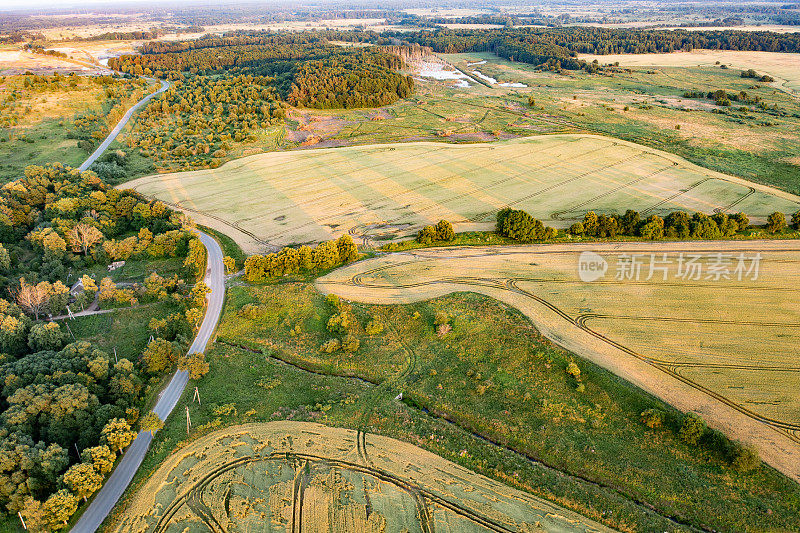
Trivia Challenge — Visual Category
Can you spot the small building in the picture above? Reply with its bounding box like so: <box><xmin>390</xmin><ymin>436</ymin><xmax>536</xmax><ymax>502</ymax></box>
<box><xmin>108</xmin><ymin>260</ymin><xmax>126</xmax><ymax>272</ymax></box>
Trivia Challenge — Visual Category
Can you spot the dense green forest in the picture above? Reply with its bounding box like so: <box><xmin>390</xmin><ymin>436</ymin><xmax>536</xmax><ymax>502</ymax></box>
<box><xmin>0</xmin><ymin>164</ymin><xmax>208</xmax><ymax>530</ymax></box>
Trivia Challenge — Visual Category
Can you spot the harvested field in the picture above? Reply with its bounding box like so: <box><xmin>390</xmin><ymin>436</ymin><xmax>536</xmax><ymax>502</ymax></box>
<box><xmin>316</xmin><ymin>240</ymin><xmax>800</xmax><ymax>481</ymax></box>
<box><xmin>124</xmin><ymin>134</ymin><xmax>800</xmax><ymax>253</ymax></box>
<box><xmin>116</xmin><ymin>421</ymin><xmax>609</xmax><ymax>532</ymax></box>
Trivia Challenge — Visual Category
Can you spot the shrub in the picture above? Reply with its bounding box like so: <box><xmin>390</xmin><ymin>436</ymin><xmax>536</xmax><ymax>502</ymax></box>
<box><xmin>640</xmin><ymin>408</ymin><xmax>665</xmax><ymax>429</ymax></box>
<box><xmin>679</xmin><ymin>413</ymin><xmax>706</xmax><ymax>445</ymax></box>
<box><xmin>325</xmin><ymin>294</ymin><xmax>340</xmax><ymax>309</ymax></box>
<box><xmin>327</xmin><ymin>312</ymin><xmax>351</xmax><ymax>335</ymax></box>
<box><xmin>365</xmin><ymin>318</ymin><xmax>384</xmax><ymax>335</ymax></box>
<box><xmin>729</xmin><ymin>442</ymin><xmax>760</xmax><ymax>472</ymax></box>
<box><xmin>434</xmin><ymin>311</ymin><xmax>449</xmax><ymax>326</ymax></box>
<box><xmin>567</xmin><ymin>222</ymin><xmax>584</xmax><ymax>236</ymax></box>
<box><xmin>565</xmin><ymin>361</ymin><xmax>581</xmax><ymax>379</ymax></box>
<box><xmin>791</xmin><ymin>211</ymin><xmax>800</xmax><ymax>230</ymax></box>
<box><xmin>238</xmin><ymin>303</ymin><xmax>267</xmax><ymax>319</ymax></box>
<box><xmin>766</xmin><ymin>212</ymin><xmax>786</xmax><ymax>233</ymax></box>
<box><xmin>341</xmin><ymin>334</ymin><xmax>360</xmax><ymax>353</ymax></box>
<box><xmin>320</xmin><ymin>338</ymin><xmax>341</xmax><ymax>353</ymax></box>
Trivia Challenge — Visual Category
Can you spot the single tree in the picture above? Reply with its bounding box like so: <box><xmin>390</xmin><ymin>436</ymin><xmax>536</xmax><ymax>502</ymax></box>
<box><xmin>140</xmin><ymin>411</ymin><xmax>164</xmax><ymax>436</ymax></box>
<box><xmin>68</xmin><ymin>223</ymin><xmax>104</xmax><ymax>255</ymax></box>
<box><xmin>43</xmin><ymin>489</ymin><xmax>78</xmax><ymax>530</ymax></box>
<box><xmin>766</xmin><ymin>212</ymin><xmax>786</xmax><ymax>234</ymax></box>
<box><xmin>63</xmin><ymin>463</ymin><xmax>103</xmax><ymax>501</ymax></box>
<box><xmin>178</xmin><ymin>352</ymin><xmax>210</xmax><ymax>379</ymax></box>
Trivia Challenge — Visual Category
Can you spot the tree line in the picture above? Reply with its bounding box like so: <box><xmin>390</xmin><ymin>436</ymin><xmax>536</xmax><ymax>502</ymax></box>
<box><xmin>244</xmin><ymin>235</ymin><xmax>359</xmax><ymax>282</ymax></box>
<box><xmin>0</xmin><ymin>163</ymin><xmax>209</xmax><ymax>529</ymax></box>
<box><xmin>380</xmin><ymin>26</ymin><xmax>800</xmax><ymax>72</ymax></box>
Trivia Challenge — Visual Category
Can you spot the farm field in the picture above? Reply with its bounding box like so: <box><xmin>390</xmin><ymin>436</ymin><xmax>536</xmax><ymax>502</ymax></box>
<box><xmin>441</xmin><ymin>52</ymin><xmax>800</xmax><ymax>192</ymax></box>
<box><xmin>116</xmin><ymin>421</ymin><xmax>609</xmax><ymax>532</ymax></box>
<box><xmin>125</xmin><ymin>134</ymin><xmax>800</xmax><ymax>253</ymax></box>
<box><xmin>577</xmin><ymin>50</ymin><xmax>800</xmax><ymax>97</ymax></box>
<box><xmin>112</xmin><ymin>282</ymin><xmax>800</xmax><ymax>532</ymax></box>
<box><xmin>118</xmin><ymin>50</ymin><xmax>800</xmax><ymax>194</ymax></box>
<box><xmin>316</xmin><ymin>240</ymin><xmax>800</xmax><ymax>481</ymax></box>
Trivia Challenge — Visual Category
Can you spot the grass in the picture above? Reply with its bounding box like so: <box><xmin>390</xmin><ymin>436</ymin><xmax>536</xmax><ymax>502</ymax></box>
<box><xmin>124</xmin><ymin>134</ymin><xmax>799</xmax><ymax>253</ymax></box>
<box><xmin>110</xmin><ymin>281</ymin><xmax>800</xmax><ymax>533</ymax></box>
<box><xmin>318</xmin><ymin>241</ymin><xmax>800</xmax><ymax>481</ymax></box>
<box><xmin>0</xmin><ymin>74</ymin><xmax>146</xmax><ymax>181</ymax></box>
<box><xmin>67</xmin><ymin>299</ymin><xmax>181</xmax><ymax>362</ymax></box>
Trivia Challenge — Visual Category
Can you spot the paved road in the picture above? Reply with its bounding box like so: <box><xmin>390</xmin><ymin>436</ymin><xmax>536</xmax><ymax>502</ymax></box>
<box><xmin>70</xmin><ymin>230</ymin><xmax>224</xmax><ymax>533</ymax></box>
<box><xmin>78</xmin><ymin>78</ymin><xmax>169</xmax><ymax>172</ymax></box>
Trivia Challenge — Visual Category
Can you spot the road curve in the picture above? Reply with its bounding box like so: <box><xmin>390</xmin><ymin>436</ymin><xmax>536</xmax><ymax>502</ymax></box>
<box><xmin>78</xmin><ymin>78</ymin><xmax>170</xmax><ymax>172</ymax></box>
<box><xmin>70</xmin><ymin>230</ymin><xmax>225</xmax><ymax>533</ymax></box>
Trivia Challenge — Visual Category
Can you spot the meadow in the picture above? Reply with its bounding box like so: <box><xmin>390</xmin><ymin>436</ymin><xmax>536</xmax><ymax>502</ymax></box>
<box><xmin>109</xmin><ymin>282</ymin><xmax>800</xmax><ymax>533</ymax></box>
<box><xmin>116</xmin><ymin>421</ymin><xmax>609</xmax><ymax>533</ymax></box>
<box><xmin>125</xmin><ymin>134</ymin><xmax>800</xmax><ymax>253</ymax></box>
<box><xmin>0</xmin><ymin>73</ymin><xmax>148</xmax><ymax>179</ymax></box>
<box><xmin>316</xmin><ymin>240</ymin><xmax>800</xmax><ymax>481</ymax></box>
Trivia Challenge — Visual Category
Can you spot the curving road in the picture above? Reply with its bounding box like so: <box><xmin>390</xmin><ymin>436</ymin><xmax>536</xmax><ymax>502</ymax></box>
<box><xmin>78</xmin><ymin>78</ymin><xmax>170</xmax><ymax>172</ymax></box>
<box><xmin>71</xmin><ymin>230</ymin><xmax>224</xmax><ymax>533</ymax></box>
<box><xmin>69</xmin><ymin>75</ymin><xmax>224</xmax><ymax>533</ymax></box>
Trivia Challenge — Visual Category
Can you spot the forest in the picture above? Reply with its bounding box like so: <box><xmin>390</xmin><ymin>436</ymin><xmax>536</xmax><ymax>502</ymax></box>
<box><xmin>0</xmin><ymin>164</ymin><xmax>209</xmax><ymax>529</ymax></box>
<box><xmin>383</xmin><ymin>26</ymin><xmax>800</xmax><ymax>71</ymax></box>
<box><xmin>109</xmin><ymin>33</ymin><xmax>412</xmax><ymax>170</ymax></box>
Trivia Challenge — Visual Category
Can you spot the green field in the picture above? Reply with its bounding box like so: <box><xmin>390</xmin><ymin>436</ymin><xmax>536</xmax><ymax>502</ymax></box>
<box><xmin>125</xmin><ymin>134</ymin><xmax>800</xmax><ymax>253</ymax></box>
<box><xmin>110</xmin><ymin>282</ymin><xmax>800</xmax><ymax>533</ymax></box>
<box><xmin>0</xmin><ymin>74</ymin><xmax>147</xmax><ymax>180</ymax></box>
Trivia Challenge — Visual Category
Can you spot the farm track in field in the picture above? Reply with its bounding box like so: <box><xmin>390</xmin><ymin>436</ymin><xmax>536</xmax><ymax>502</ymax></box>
<box><xmin>152</xmin><ymin>452</ymin><xmax>534</xmax><ymax>533</ymax></box>
<box><xmin>343</xmin><ymin>267</ymin><xmax>800</xmax><ymax>443</ymax></box>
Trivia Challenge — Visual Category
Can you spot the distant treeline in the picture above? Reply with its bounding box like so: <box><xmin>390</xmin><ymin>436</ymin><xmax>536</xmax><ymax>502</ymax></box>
<box><xmin>69</xmin><ymin>26</ymin><xmax>206</xmax><ymax>42</ymax></box>
<box><xmin>381</xmin><ymin>27</ymin><xmax>800</xmax><ymax>72</ymax></box>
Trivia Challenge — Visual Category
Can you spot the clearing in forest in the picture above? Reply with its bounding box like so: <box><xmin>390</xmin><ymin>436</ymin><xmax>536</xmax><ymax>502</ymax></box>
<box><xmin>125</xmin><ymin>134</ymin><xmax>800</xmax><ymax>253</ymax></box>
<box><xmin>316</xmin><ymin>240</ymin><xmax>800</xmax><ymax>482</ymax></box>
<box><xmin>115</xmin><ymin>421</ymin><xmax>610</xmax><ymax>533</ymax></box>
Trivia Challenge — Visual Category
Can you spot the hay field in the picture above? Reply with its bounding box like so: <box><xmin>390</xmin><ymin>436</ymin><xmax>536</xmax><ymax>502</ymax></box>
<box><xmin>125</xmin><ymin>134</ymin><xmax>800</xmax><ymax>253</ymax></box>
<box><xmin>117</xmin><ymin>421</ymin><xmax>609</xmax><ymax>533</ymax></box>
<box><xmin>577</xmin><ymin>50</ymin><xmax>800</xmax><ymax>96</ymax></box>
<box><xmin>316</xmin><ymin>240</ymin><xmax>800</xmax><ymax>481</ymax></box>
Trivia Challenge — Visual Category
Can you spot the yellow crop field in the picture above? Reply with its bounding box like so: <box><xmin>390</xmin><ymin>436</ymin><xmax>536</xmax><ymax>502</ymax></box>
<box><xmin>125</xmin><ymin>134</ymin><xmax>800</xmax><ymax>253</ymax></box>
<box><xmin>316</xmin><ymin>240</ymin><xmax>800</xmax><ymax>481</ymax></box>
<box><xmin>115</xmin><ymin>421</ymin><xmax>610</xmax><ymax>532</ymax></box>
